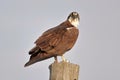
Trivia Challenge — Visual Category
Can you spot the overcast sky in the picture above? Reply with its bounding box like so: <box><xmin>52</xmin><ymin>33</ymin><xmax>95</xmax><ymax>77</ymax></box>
<box><xmin>0</xmin><ymin>0</ymin><xmax>119</xmax><ymax>80</ymax></box>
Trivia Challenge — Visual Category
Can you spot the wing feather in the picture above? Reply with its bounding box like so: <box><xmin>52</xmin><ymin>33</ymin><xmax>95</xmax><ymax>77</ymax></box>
<box><xmin>35</xmin><ymin>27</ymin><xmax>65</xmax><ymax>51</ymax></box>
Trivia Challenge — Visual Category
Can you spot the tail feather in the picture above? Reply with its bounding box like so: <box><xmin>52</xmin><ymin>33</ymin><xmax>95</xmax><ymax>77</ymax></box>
<box><xmin>24</xmin><ymin>59</ymin><xmax>37</xmax><ymax>67</ymax></box>
<box><xmin>24</xmin><ymin>51</ymin><xmax>55</xmax><ymax>67</ymax></box>
<box><xmin>29</xmin><ymin>46</ymin><xmax>40</xmax><ymax>55</ymax></box>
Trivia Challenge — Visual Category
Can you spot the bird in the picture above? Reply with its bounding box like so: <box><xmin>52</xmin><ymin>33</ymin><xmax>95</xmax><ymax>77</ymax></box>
<box><xmin>24</xmin><ymin>12</ymin><xmax>80</xmax><ymax>67</ymax></box>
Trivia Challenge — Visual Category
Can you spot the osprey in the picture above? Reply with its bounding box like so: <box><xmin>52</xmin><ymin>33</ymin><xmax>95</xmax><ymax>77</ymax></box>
<box><xmin>24</xmin><ymin>12</ymin><xmax>80</xmax><ymax>67</ymax></box>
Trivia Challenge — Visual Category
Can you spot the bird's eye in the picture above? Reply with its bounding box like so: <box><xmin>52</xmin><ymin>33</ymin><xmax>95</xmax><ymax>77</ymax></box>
<box><xmin>72</xmin><ymin>13</ymin><xmax>74</xmax><ymax>15</ymax></box>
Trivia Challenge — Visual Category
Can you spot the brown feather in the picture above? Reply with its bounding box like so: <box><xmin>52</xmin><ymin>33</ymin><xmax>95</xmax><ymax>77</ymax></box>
<box><xmin>24</xmin><ymin>21</ymin><xmax>79</xmax><ymax>67</ymax></box>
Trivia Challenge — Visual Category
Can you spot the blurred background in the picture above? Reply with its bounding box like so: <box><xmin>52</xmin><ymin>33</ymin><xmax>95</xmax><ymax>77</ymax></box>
<box><xmin>0</xmin><ymin>0</ymin><xmax>119</xmax><ymax>80</ymax></box>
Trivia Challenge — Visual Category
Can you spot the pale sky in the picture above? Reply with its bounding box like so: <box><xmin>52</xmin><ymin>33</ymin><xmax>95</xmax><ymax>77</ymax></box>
<box><xmin>0</xmin><ymin>0</ymin><xmax>119</xmax><ymax>80</ymax></box>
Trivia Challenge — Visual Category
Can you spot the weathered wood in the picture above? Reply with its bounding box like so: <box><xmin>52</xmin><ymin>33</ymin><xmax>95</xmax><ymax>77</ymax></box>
<box><xmin>49</xmin><ymin>61</ymin><xmax>80</xmax><ymax>80</ymax></box>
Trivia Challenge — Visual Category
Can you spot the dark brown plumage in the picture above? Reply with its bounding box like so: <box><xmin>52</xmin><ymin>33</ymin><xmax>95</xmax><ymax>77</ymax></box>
<box><xmin>24</xmin><ymin>12</ymin><xmax>80</xmax><ymax>67</ymax></box>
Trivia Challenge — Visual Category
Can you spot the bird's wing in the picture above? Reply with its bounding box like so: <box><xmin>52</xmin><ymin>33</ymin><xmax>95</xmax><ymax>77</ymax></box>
<box><xmin>24</xmin><ymin>27</ymin><xmax>66</xmax><ymax>67</ymax></box>
<box><xmin>35</xmin><ymin>27</ymin><xmax>65</xmax><ymax>51</ymax></box>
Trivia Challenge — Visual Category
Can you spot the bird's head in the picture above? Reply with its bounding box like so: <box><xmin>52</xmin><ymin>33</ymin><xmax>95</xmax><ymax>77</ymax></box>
<box><xmin>67</xmin><ymin>12</ymin><xmax>80</xmax><ymax>27</ymax></box>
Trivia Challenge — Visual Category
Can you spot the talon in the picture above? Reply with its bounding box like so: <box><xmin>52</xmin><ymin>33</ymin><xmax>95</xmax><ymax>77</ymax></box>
<box><xmin>61</xmin><ymin>55</ymin><xmax>69</xmax><ymax>62</ymax></box>
<box><xmin>66</xmin><ymin>59</ymin><xmax>70</xmax><ymax>62</ymax></box>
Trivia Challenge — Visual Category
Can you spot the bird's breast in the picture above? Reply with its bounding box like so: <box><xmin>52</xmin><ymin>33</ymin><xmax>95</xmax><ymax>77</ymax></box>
<box><xmin>54</xmin><ymin>27</ymin><xmax>79</xmax><ymax>55</ymax></box>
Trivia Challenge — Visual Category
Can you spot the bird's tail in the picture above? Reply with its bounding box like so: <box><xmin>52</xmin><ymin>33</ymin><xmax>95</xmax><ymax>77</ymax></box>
<box><xmin>24</xmin><ymin>46</ymin><xmax>54</xmax><ymax>67</ymax></box>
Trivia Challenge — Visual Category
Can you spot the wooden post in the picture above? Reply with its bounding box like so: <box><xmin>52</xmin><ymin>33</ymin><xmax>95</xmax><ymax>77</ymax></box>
<box><xmin>49</xmin><ymin>61</ymin><xmax>80</xmax><ymax>80</ymax></box>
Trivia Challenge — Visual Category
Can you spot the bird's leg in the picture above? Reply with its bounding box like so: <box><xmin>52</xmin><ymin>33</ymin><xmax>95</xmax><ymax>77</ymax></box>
<box><xmin>54</xmin><ymin>56</ymin><xmax>58</xmax><ymax>63</ymax></box>
<box><xmin>61</xmin><ymin>55</ymin><xmax>69</xmax><ymax>62</ymax></box>
<box><xmin>61</xmin><ymin>55</ymin><xmax>66</xmax><ymax>61</ymax></box>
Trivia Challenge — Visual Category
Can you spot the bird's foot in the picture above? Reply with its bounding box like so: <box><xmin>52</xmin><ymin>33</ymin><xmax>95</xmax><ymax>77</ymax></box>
<box><xmin>63</xmin><ymin>59</ymin><xmax>69</xmax><ymax>62</ymax></box>
<box><xmin>61</xmin><ymin>55</ymin><xmax>69</xmax><ymax>62</ymax></box>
